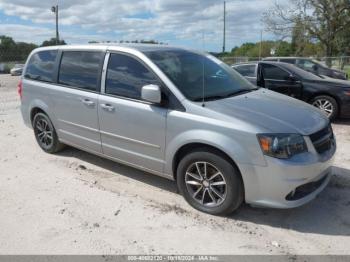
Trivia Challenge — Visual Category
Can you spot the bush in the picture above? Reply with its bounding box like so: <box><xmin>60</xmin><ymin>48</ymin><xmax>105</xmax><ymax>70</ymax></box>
<box><xmin>0</xmin><ymin>62</ymin><xmax>16</xmax><ymax>74</ymax></box>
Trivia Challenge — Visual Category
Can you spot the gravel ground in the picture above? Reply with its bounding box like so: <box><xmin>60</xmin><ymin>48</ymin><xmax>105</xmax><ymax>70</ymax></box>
<box><xmin>0</xmin><ymin>74</ymin><xmax>350</xmax><ymax>255</ymax></box>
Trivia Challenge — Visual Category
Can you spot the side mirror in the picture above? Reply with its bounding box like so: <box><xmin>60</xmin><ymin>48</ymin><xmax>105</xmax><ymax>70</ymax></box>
<box><xmin>141</xmin><ymin>84</ymin><xmax>161</xmax><ymax>104</ymax></box>
<box><xmin>286</xmin><ymin>74</ymin><xmax>297</xmax><ymax>82</ymax></box>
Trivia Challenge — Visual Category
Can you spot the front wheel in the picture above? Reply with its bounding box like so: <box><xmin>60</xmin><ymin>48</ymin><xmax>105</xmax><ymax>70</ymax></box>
<box><xmin>311</xmin><ymin>95</ymin><xmax>338</xmax><ymax>121</ymax></box>
<box><xmin>176</xmin><ymin>149</ymin><xmax>244</xmax><ymax>215</ymax></box>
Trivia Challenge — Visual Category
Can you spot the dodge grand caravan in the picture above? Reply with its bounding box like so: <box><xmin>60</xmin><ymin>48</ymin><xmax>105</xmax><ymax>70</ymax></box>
<box><xmin>20</xmin><ymin>45</ymin><xmax>336</xmax><ymax>215</ymax></box>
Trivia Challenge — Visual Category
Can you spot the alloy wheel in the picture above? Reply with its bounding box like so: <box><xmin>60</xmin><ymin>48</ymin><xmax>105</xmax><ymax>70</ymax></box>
<box><xmin>35</xmin><ymin>117</ymin><xmax>54</xmax><ymax>149</ymax></box>
<box><xmin>185</xmin><ymin>161</ymin><xmax>227</xmax><ymax>207</ymax></box>
<box><xmin>312</xmin><ymin>98</ymin><xmax>334</xmax><ymax>117</ymax></box>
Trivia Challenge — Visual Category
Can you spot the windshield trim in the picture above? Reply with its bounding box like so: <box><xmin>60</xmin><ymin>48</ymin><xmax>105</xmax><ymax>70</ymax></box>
<box><xmin>144</xmin><ymin>49</ymin><xmax>257</xmax><ymax>102</ymax></box>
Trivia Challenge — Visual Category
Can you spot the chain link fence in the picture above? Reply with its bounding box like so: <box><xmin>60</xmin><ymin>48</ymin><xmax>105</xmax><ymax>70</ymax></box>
<box><xmin>220</xmin><ymin>56</ymin><xmax>350</xmax><ymax>77</ymax></box>
<box><xmin>0</xmin><ymin>52</ymin><xmax>27</xmax><ymax>74</ymax></box>
<box><xmin>1</xmin><ymin>50</ymin><xmax>350</xmax><ymax>77</ymax></box>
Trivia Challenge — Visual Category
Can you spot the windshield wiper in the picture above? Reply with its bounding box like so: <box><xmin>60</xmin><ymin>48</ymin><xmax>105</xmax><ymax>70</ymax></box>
<box><xmin>193</xmin><ymin>88</ymin><xmax>258</xmax><ymax>102</ymax></box>
<box><xmin>225</xmin><ymin>89</ymin><xmax>255</xmax><ymax>97</ymax></box>
<box><xmin>193</xmin><ymin>95</ymin><xmax>224</xmax><ymax>102</ymax></box>
<box><xmin>216</xmin><ymin>88</ymin><xmax>259</xmax><ymax>99</ymax></box>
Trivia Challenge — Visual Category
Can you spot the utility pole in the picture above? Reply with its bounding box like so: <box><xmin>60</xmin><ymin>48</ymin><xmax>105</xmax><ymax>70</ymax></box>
<box><xmin>222</xmin><ymin>1</ymin><xmax>226</xmax><ymax>53</ymax></box>
<box><xmin>51</xmin><ymin>5</ymin><xmax>59</xmax><ymax>44</ymax></box>
<box><xmin>259</xmin><ymin>30</ymin><xmax>263</xmax><ymax>60</ymax></box>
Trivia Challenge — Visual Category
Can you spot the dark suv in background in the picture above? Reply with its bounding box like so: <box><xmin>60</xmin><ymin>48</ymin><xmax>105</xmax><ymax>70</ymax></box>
<box><xmin>232</xmin><ymin>61</ymin><xmax>350</xmax><ymax>120</ymax></box>
<box><xmin>263</xmin><ymin>57</ymin><xmax>348</xmax><ymax>80</ymax></box>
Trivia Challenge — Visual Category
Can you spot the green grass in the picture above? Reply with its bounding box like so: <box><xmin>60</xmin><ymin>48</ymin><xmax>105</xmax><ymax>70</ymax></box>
<box><xmin>344</xmin><ymin>66</ymin><xmax>350</xmax><ymax>78</ymax></box>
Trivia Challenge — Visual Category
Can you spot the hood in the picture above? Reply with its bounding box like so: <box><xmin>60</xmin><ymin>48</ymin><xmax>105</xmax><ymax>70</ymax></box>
<box><xmin>331</xmin><ymin>68</ymin><xmax>347</xmax><ymax>75</ymax></box>
<box><xmin>203</xmin><ymin>89</ymin><xmax>329</xmax><ymax>135</ymax></box>
<box><xmin>312</xmin><ymin>76</ymin><xmax>350</xmax><ymax>87</ymax></box>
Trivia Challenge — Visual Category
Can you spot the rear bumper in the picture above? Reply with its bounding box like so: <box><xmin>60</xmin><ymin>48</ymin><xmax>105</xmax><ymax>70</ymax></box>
<box><xmin>239</xmin><ymin>137</ymin><xmax>336</xmax><ymax>209</ymax></box>
<box><xmin>20</xmin><ymin>103</ymin><xmax>32</xmax><ymax>129</ymax></box>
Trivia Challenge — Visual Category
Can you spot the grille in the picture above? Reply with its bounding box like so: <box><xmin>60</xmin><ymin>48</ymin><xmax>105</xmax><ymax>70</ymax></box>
<box><xmin>285</xmin><ymin>174</ymin><xmax>328</xmax><ymax>201</ymax></box>
<box><xmin>309</xmin><ymin>124</ymin><xmax>334</xmax><ymax>154</ymax></box>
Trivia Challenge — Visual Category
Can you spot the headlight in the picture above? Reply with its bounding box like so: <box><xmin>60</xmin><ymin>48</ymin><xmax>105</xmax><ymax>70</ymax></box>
<box><xmin>257</xmin><ymin>134</ymin><xmax>307</xmax><ymax>159</ymax></box>
<box><xmin>344</xmin><ymin>88</ymin><xmax>350</xmax><ymax>96</ymax></box>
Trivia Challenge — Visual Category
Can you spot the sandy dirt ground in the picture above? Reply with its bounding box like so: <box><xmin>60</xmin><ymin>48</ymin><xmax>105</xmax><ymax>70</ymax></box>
<box><xmin>0</xmin><ymin>74</ymin><xmax>350</xmax><ymax>255</ymax></box>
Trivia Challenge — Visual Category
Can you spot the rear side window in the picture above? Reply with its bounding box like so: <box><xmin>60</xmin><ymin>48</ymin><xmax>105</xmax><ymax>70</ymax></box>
<box><xmin>280</xmin><ymin>59</ymin><xmax>296</xmax><ymax>64</ymax></box>
<box><xmin>262</xmin><ymin>64</ymin><xmax>290</xmax><ymax>80</ymax></box>
<box><xmin>234</xmin><ymin>65</ymin><xmax>256</xmax><ymax>77</ymax></box>
<box><xmin>105</xmin><ymin>53</ymin><xmax>160</xmax><ymax>100</ymax></box>
<box><xmin>58</xmin><ymin>51</ymin><xmax>103</xmax><ymax>91</ymax></box>
<box><xmin>296</xmin><ymin>59</ymin><xmax>317</xmax><ymax>71</ymax></box>
<box><xmin>25</xmin><ymin>50</ymin><xmax>58</xmax><ymax>82</ymax></box>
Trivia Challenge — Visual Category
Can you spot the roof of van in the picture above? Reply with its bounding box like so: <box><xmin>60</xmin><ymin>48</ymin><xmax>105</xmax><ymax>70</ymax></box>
<box><xmin>32</xmin><ymin>43</ymin><xmax>191</xmax><ymax>53</ymax></box>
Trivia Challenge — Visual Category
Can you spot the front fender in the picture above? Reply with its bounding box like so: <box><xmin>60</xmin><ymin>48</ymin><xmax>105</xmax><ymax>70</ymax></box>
<box><xmin>164</xmin><ymin>129</ymin><xmax>267</xmax><ymax>176</ymax></box>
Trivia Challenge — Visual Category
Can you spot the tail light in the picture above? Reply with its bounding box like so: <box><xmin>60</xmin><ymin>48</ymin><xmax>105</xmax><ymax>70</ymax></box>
<box><xmin>17</xmin><ymin>79</ymin><xmax>23</xmax><ymax>100</ymax></box>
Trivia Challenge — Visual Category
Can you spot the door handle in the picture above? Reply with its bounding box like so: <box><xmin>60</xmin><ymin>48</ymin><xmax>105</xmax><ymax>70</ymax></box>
<box><xmin>81</xmin><ymin>98</ymin><xmax>95</xmax><ymax>106</ymax></box>
<box><xmin>100</xmin><ymin>103</ymin><xmax>115</xmax><ymax>112</ymax></box>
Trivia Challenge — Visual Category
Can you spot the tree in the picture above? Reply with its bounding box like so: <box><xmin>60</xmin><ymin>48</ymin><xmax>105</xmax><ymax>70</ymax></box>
<box><xmin>15</xmin><ymin>42</ymin><xmax>38</xmax><ymax>60</ymax></box>
<box><xmin>41</xmin><ymin>38</ymin><xmax>66</xmax><ymax>47</ymax></box>
<box><xmin>0</xmin><ymin>35</ymin><xmax>17</xmax><ymax>61</ymax></box>
<box><xmin>231</xmin><ymin>42</ymin><xmax>256</xmax><ymax>56</ymax></box>
<box><xmin>335</xmin><ymin>26</ymin><xmax>350</xmax><ymax>56</ymax></box>
<box><xmin>0</xmin><ymin>35</ymin><xmax>37</xmax><ymax>62</ymax></box>
<box><xmin>291</xmin><ymin>19</ymin><xmax>309</xmax><ymax>55</ymax></box>
<box><xmin>263</xmin><ymin>0</ymin><xmax>350</xmax><ymax>64</ymax></box>
<box><xmin>228</xmin><ymin>41</ymin><xmax>293</xmax><ymax>58</ymax></box>
<box><xmin>275</xmin><ymin>41</ymin><xmax>293</xmax><ymax>56</ymax></box>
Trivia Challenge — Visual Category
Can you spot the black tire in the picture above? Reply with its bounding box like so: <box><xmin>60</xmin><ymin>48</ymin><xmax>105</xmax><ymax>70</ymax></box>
<box><xmin>176</xmin><ymin>149</ymin><xmax>244</xmax><ymax>215</ymax></box>
<box><xmin>310</xmin><ymin>95</ymin><xmax>338</xmax><ymax>121</ymax></box>
<box><xmin>33</xmin><ymin>112</ymin><xmax>65</xmax><ymax>153</ymax></box>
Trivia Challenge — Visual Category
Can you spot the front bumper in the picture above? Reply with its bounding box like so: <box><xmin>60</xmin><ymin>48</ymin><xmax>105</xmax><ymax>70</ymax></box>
<box><xmin>340</xmin><ymin>95</ymin><xmax>350</xmax><ymax>118</ymax></box>
<box><xmin>239</xmin><ymin>136</ymin><xmax>336</xmax><ymax>209</ymax></box>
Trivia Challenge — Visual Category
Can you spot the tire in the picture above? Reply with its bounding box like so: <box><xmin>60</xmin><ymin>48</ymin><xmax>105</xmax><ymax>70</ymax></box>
<box><xmin>33</xmin><ymin>112</ymin><xmax>65</xmax><ymax>153</ymax></box>
<box><xmin>176</xmin><ymin>149</ymin><xmax>244</xmax><ymax>215</ymax></box>
<box><xmin>310</xmin><ymin>95</ymin><xmax>338</xmax><ymax>121</ymax></box>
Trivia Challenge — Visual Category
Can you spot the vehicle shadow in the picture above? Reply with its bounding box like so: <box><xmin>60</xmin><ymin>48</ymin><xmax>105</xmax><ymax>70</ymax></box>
<box><xmin>232</xmin><ymin>166</ymin><xmax>350</xmax><ymax>236</ymax></box>
<box><xmin>333</xmin><ymin>118</ymin><xmax>350</xmax><ymax>126</ymax></box>
<box><xmin>57</xmin><ymin>146</ymin><xmax>178</xmax><ymax>194</ymax></box>
<box><xmin>57</xmin><ymin>147</ymin><xmax>350</xmax><ymax>236</ymax></box>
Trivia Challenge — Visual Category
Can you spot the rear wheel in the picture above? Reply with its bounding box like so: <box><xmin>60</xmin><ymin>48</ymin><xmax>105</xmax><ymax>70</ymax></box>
<box><xmin>176</xmin><ymin>149</ymin><xmax>244</xmax><ymax>215</ymax></box>
<box><xmin>33</xmin><ymin>113</ymin><xmax>64</xmax><ymax>153</ymax></box>
<box><xmin>311</xmin><ymin>95</ymin><xmax>338</xmax><ymax>121</ymax></box>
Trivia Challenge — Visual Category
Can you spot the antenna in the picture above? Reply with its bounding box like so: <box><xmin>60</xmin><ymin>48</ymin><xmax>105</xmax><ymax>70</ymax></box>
<box><xmin>222</xmin><ymin>1</ymin><xmax>226</xmax><ymax>53</ymax></box>
<box><xmin>201</xmin><ymin>12</ymin><xmax>206</xmax><ymax>107</ymax></box>
<box><xmin>259</xmin><ymin>29</ymin><xmax>263</xmax><ymax>60</ymax></box>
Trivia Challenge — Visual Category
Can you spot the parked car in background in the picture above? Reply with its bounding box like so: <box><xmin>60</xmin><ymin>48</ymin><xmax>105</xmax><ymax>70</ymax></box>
<box><xmin>232</xmin><ymin>61</ymin><xmax>350</xmax><ymax>120</ymax></box>
<box><xmin>262</xmin><ymin>57</ymin><xmax>348</xmax><ymax>80</ymax></box>
<box><xmin>10</xmin><ymin>64</ymin><xmax>24</xmax><ymax>76</ymax></box>
<box><xmin>20</xmin><ymin>45</ymin><xmax>335</xmax><ymax>215</ymax></box>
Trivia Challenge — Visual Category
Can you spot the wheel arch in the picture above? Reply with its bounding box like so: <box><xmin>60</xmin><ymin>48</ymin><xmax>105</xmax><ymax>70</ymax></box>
<box><xmin>30</xmin><ymin>107</ymin><xmax>47</xmax><ymax>125</ymax></box>
<box><xmin>171</xmin><ymin>142</ymin><xmax>246</xmax><ymax>203</ymax></box>
<box><xmin>28</xmin><ymin>99</ymin><xmax>53</xmax><ymax>127</ymax></box>
<box><xmin>308</xmin><ymin>93</ymin><xmax>341</xmax><ymax>108</ymax></box>
<box><xmin>172</xmin><ymin>142</ymin><xmax>242</xmax><ymax>181</ymax></box>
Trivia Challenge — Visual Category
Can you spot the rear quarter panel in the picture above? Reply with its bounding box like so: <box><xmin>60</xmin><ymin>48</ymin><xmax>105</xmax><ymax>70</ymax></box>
<box><xmin>21</xmin><ymin>79</ymin><xmax>57</xmax><ymax>128</ymax></box>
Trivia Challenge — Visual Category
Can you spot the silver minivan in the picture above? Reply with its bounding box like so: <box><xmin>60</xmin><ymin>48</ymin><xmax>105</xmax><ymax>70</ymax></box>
<box><xmin>20</xmin><ymin>44</ymin><xmax>336</xmax><ymax>215</ymax></box>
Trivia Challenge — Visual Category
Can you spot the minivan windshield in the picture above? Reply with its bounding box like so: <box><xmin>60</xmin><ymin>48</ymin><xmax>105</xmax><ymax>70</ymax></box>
<box><xmin>144</xmin><ymin>49</ymin><xmax>257</xmax><ymax>101</ymax></box>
